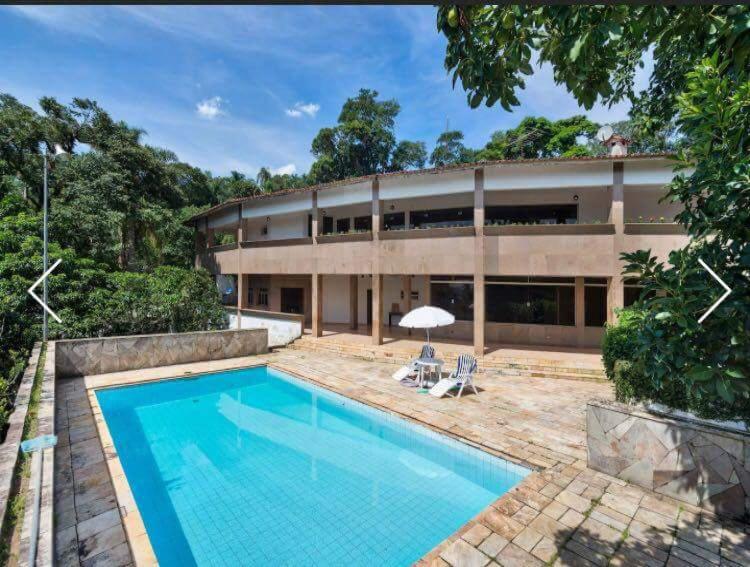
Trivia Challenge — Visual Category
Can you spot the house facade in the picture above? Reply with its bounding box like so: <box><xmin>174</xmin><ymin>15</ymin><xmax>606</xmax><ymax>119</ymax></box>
<box><xmin>188</xmin><ymin>151</ymin><xmax>689</xmax><ymax>354</ymax></box>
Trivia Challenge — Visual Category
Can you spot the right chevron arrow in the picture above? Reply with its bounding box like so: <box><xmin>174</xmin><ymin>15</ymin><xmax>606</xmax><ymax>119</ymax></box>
<box><xmin>697</xmin><ymin>258</ymin><xmax>732</xmax><ymax>324</ymax></box>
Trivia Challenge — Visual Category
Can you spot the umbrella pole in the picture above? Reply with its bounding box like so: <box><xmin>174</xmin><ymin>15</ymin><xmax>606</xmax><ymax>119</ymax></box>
<box><xmin>426</xmin><ymin>328</ymin><xmax>430</xmax><ymax>346</ymax></box>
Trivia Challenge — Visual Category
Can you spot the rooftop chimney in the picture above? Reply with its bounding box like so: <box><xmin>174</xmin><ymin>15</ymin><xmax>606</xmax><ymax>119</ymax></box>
<box><xmin>601</xmin><ymin>133</ymin><xmax>631</xmax><ymax>157</ymax></box>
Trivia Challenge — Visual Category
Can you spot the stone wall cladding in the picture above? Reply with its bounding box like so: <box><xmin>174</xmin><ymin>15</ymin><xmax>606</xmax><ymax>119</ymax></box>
<box><xmin>587</xmin><ymin>400</ymin><xmax>750</xmax><ymax>519</ymax></box>
<box><xmin>55</xmin><ymin>329</ymin><xmax>268</xmax><ymax>378</ymax></box>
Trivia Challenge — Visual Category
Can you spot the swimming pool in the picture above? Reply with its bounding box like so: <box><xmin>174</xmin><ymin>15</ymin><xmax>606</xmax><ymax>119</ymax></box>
<box><xmin>97</xmin><ymin>366</ymin><xmax>528</xmax><ymax>566</ymax></box>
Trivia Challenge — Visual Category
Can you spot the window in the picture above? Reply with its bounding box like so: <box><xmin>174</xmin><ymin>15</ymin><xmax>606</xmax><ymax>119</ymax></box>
<box><xmin>247</xmin><ymin>287</ymin><xmax>254</xmax><ymax>307</ymax></box>
<box><xmin>354</xmin><ymin>215</ymin><xmax>372</xmax><ymax>231</ymax></box>
<box><xmin>486</xmin><ymin>204</ymin><xmax>578</xmax><ymax>225</ymax></box>
<box><xmin>384</xmin><ymin>212</ymin><xmax>405</xmax><ymax>231</ymax></box>
<box><xmin>257</xmin><ymin>288</ymin><xmax>269</xmax><ymax>307</ymax></box>
<box><xmin>336</xmin><ymin>218</ymin><xmax>351</xmax><ymax>233</ymax></box>
<box><xmin>624</xmin><ymin>277</ymin><xmax>655</xmax><ymax>307</ymax></box>
<box><xmin>584</xmin><ymin>278</ymin><xmax>607</xmax><ymax>327</ymax></box>
<box><xmin>322</xmin><ymin>216</ymin><xmax>334</xmax><ymax>234</ymax></box>
<box><xmin>431</xmin><ymin>276</ymin><xmax>473</xmax><ymax>321</ymax></box>
<box><xmin>486</xmin><ymin>277</ymin><xmax>574</xmax><ymax>325</ymax></box>
<box><xmin>411</xmin><ymin>207</ymin><xmax>473</xmax><ymax>229</ymax></box>
<box><xmin>307</xmin><ymin>214</ymin><xmax>312</xmax><ymax>237</ymax></box>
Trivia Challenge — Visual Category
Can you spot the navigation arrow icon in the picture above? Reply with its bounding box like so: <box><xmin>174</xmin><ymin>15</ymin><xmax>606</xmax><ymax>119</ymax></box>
<box><xmin>697</xmin><ymin>258</ymin><xmax>732</xmax><ymax>324</ymax></box>
<box><xmin>27</xmin><ymin>258</ymin><xmax>63</xmax><ymax>323</ymax></box>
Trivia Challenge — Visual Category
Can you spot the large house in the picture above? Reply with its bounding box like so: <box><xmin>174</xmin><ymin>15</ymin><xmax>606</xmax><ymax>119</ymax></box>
<box><xmin>187</xmin><ymin>140</ymin><xmax>688</xmax><ymax>354</ymax></box>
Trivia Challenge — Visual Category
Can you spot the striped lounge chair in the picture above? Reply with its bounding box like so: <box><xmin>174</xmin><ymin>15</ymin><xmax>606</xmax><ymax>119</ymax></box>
<box><xmin>429</xmin><ymin>354</ymin><xmax>478</xmax><ymax>398</ymax></box>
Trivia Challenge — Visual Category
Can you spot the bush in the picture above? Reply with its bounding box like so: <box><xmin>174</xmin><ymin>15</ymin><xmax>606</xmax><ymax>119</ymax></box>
<box><xmin>613</xmin><ymin>360</ymin><xmax>689</xmax><ymax>410</ymax></box>
<box><xmin>601</xmin><ymin>308</ymin><xmax>643</xmax><ymax>381</ymax></box>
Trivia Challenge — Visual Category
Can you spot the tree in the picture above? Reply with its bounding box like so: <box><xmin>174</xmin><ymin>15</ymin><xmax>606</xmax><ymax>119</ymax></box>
<box><xmin>308</xmin><ymin>89</ymin><xmax>426</xmax><ymax>183</ymax></box>
<box><xmin>476</xmin><ymin>115</ymin><xmax>598</xmax><ymax>161</ymax></box>
<box><xmin>438</xmin><ymin>5</ymin><xmax>750</xmax><ymax>419</ymax></box>
<box><xmin>390</xmin><ymin>140</ymin><xmax>427</xmax><ymax>171</ymax></box>
<box><xmin>429</xmin><ymin>130</ymin><xmax>475</xmax><ymax>167</ymax></box>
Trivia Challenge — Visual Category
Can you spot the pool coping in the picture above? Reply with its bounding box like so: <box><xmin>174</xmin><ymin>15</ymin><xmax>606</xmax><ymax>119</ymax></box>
<box><xmin>86</xmin><ymin>358</ymin><xmax>550</xmax><ymax>566</ymax></box>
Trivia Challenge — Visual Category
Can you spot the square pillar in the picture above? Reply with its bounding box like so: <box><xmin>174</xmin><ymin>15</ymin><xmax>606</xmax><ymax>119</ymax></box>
<box><xmin>372</xmin><ymin>178</ymin><xmax>382</xmax><ymax>237</ymax></box>
<box><xmin>349</xmin><ymin>275</ymin><xmax>358</xmax><ymax>330</ymax></box>
<box><xmin>312</xmin><ymin>274</ymin><xmax>323</xmax><ymax>337</ymax></box>
<box><xmin>575</xmin><ymin>277</ymin><xmax>585</xmax><ymax>346</ymax></box>
<box><xmin>372</xmin><ymin>274</ymin><xmax>383</xmax><ymax>345</ymax></box>
<box><xmin>312</xmin><ymin>190</ymin><xmax>320</xmax><ymax>243</ymax></box>
<box><xmin>609</xmin><ymin>161</ymin><xmax>625</xmax><ymax>323</ymax></box>
<box><xmin>473</xmin><ymin>168</ymin><xmax>485</xmax><ymax>356</ymax></box>
<box><xmin>607</xmin><ymin>276</ymin><xmax>625</xmax><ymax>324</ymax></box>
<box><xmin>236</xmin><ymin>204</ymin><xmax>244</xmax><ymax>329</ymax></box>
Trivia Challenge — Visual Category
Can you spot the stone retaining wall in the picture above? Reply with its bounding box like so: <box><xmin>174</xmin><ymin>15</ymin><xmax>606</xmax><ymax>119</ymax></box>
<box><xmin>587</xmin><ymin>400</ymin><xmax>750</xmax><ymax>519</ymax></box>
<box><xmin>55</xmin><ymin>328</ymin><xmax>268</xmax><ymax>378</ymax></box>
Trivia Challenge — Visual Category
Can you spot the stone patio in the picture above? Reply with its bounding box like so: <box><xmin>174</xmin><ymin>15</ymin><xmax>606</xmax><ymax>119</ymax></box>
<box><xmin>53</xmin><ymin>347</ymin><xmax>749</xmax><ymax>566</ymax></box>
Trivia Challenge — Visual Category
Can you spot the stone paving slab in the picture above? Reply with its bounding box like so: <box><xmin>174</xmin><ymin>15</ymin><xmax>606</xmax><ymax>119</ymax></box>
<box><xmin>52</xmin><ymin>347</ymin><xmax>749</xmax><ymax>566</ymax></box>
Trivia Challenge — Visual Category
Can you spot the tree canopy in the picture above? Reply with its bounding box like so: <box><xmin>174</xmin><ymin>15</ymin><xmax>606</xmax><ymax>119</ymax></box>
<box><xmin>308</xmin><ymin>89</ymin><xmax>427</xmax><ymax>183</ymax></box>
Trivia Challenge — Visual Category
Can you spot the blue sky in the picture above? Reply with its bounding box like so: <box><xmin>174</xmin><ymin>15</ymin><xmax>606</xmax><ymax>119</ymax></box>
<box><xmin>1</xmin><ymin>6</ymin><xmax>650</xmax><ymax>177</ymax></box>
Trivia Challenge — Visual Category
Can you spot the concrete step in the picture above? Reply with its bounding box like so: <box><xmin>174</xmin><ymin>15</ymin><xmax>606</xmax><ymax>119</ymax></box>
<box><xmin>285</xmin><ymin>337</ymin><xmax>606</xmax><ymax>383</ymax></box>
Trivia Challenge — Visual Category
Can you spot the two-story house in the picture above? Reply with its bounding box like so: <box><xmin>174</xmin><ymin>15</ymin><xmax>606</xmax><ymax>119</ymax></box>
<box><xmin>187</xmin><ymin>141</ymin><xmax>688</xmax><ymax>355</ymax></box>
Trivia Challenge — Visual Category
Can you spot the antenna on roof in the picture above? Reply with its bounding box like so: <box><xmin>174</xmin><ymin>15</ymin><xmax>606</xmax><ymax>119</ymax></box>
<box><xmin>596</xmin><ymin>125</ymin><xmax>614</xmax><ymax>142</ymax></box>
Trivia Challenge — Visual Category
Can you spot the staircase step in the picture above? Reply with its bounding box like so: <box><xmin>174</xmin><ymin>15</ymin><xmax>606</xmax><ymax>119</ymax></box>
<box><xmin>285</xmin><ymin>337</ymin><xmax>605</xmax><ymax>383</ymax></box>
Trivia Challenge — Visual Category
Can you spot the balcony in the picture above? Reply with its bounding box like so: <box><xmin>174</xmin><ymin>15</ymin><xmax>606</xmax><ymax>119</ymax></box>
<box><xmin>484</xmin><ymin>223</ymin><xmax>615</xmax><ymax>236</ymax></box>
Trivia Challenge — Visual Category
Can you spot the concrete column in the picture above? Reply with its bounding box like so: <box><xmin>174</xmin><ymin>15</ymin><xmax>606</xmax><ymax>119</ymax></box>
<box><xmin>575</xmin><ymin>277</ymin><xmax>585</xmax><ymax>346</ymax></box>
<box><xmin>608</xmin><ymin>162</ymin><xmax>625</xmax><ymax>323</ymax></box>
<box><xmin>236</xmin><ymin>204</ymin><xmax>244</xmax><ymax>328</ymax></box>
<box><xmin>349</xmin><ymin>275</ymin><xmax>358</xmax><ymax>330</ymax></box>
<box><xmin>372</xmin><ymin>178</ymin><xmax>382</xmax><ymax>237</ymax></box>
<box><xmin>371</xmin><ymin>178</ymin><xmax>383</xmax><ymax>345</ymax></box>
<box><xmin>473</xmin><ymin>168</ymin><xmax>485</xmax><ymax>356</ymax></box>
<box><xmin>312</xmin><ymin>190</ymin><xmax>320</xmax><ymax>243</ymax></box>
<box><xmin>372</xmin><ymin>274</ymin><xmax>383</xmax><ymax>345</ymax></box>
<box><xmin>312</xmin><ymin>274</ymin><xmax>323</xmax><ymax>337</ymax></box>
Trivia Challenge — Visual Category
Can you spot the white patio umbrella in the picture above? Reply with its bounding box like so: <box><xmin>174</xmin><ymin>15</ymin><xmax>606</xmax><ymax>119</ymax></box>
<box><xmin>398</xmin><ymin>306</ymin><xmax>455</xmax><ymax>345</ymax></box>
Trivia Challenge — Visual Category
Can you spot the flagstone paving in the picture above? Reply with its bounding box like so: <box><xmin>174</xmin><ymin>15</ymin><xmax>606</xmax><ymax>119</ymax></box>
<box><xmin>53</xmin><ymin>347</ymin><xmax>749</xmax><ymax>566</ymax></box>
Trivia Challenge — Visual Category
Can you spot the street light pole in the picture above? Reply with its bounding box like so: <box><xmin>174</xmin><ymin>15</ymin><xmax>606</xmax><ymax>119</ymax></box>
<box><xmin>42</xmin><ymin>148</ymin><xmax>49</xmax><ymax>342</ymax></box>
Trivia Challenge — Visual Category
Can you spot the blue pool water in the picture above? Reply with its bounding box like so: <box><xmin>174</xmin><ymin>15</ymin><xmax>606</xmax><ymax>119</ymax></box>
<box><xmin>97</xmin><ymin>366</ymin><xmax>528</xmax><ymax>566</ymax></box>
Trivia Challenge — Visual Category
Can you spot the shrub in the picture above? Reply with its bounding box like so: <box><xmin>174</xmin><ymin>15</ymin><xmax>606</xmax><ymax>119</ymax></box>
<box><xmin>601</xmin><ymin>308</ymin><xmax>643</xmax><ymax>381</ymax></box>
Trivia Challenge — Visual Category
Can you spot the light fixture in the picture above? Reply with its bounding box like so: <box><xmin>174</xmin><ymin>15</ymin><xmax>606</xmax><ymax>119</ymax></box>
<box><xmin>573</xmin><ymin>194</ymin><xmax>579</xmax><ymax>201</ymax></box>
<box><xmin>41</xmin><ymin>143</ymin><xmax>69</xmax><ymax>342</ymax></box>
<box><xmin>266</xmin><ymin>216</ymin><xmax>270</xmax><ymax>222</ymax></box>
<box><xmin>389</xmin><ymin>204</ymin><xmax>395</xmax><ymax>211</ymax></box>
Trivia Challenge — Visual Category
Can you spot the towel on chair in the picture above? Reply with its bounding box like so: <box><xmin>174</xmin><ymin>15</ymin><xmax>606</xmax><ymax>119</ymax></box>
<box><xmin>392</xmin><ymin>366</ymin><xmax>413</xmax><ymax>381</ymax></box>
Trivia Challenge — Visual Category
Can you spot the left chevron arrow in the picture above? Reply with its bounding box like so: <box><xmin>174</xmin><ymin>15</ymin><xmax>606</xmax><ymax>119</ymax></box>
<box><xmin>27</xmin><ymin>258</ymin><xmax>63</xmax><ymax>323</ymax></box>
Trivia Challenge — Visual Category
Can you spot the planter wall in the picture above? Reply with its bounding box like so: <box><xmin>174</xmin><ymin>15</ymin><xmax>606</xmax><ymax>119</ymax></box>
<box><xmin>587</xmin><ymin>400</ymin><xmax>750</xmax><ymax>519</ymax></box>
<box><xmin>55</xmin><ymin>328</ymin><xmax>268</xmax><ymax>378</ymax></box>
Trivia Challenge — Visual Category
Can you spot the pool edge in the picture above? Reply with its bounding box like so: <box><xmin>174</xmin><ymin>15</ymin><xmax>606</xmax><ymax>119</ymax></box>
<box><xmin>90</xmin><ymin>359</ymin><xmax>540</xmax><ymax>566</ymax></box>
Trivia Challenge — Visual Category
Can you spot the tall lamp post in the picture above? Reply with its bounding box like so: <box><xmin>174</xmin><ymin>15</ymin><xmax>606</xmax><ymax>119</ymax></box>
<box><xmin>41</xmin><ymin>143</ymin><xmax>68</xmax><ymax>342</ymax></box>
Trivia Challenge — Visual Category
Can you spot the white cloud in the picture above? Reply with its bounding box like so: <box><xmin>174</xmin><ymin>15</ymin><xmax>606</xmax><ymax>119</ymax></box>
<box><xmin>196</xmin><ymin>96</ymin><xmax>225</xmax><ymax>119</ymax></box>
<box><xmin>285</xmin><ymin>101</ymin><xmax>320</xmax><ymax>118</ymax></box>
<box><xmin>272</xmin><ymin>163</ymin><xmax>296</xmax><ymax>175</ymax></box>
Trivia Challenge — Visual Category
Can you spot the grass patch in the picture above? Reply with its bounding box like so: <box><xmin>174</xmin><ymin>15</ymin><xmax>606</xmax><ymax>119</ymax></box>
<box><xmin>0</xmin><ymin>344</ymin><xmax>46</xmax><ymax>566</ymax></box>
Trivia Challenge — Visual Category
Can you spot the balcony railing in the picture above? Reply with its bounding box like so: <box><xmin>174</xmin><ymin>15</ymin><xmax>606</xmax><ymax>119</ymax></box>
<box><xmin>379</xmin><ymin>226</ymin><xmax>475</xmax><ymax>240</ymax></box>
<box><xmin>240</xmin><ymin>237</ymin><xmax>313</xmax><ymax>248</ymax></box>
<box><xmin>624</xmin><ymin>223</ymin><xmax>685</xmax><ymax>235</ymax></box>
<box><xmin>484</xmin><ymin>223</ymin><xmax>615</xmax><ymax>236</ymax></box>
<box><xmin>316</xmin><ymin>231</ymin><xmax>373</xmax><ymax>244</ymax></box>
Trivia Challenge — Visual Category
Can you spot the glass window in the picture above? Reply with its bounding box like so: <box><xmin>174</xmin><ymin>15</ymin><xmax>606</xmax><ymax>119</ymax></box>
<box><xmin>487</xmin><ymin>280</ymin><xmax>574</xmax><ymax>325</ymax></box>
<box><xmin>354</xmin><ymin>215</ymin><xmax>372</xmax><ymax>231</ymax></box>
<box><xmin>431</xmin><ymin>277</ymin><xmax>473</xmax><ymax>321</ymax></box>
<box><xmin>486</xmin><ymin>204</ymin><xmax>578</xmax><ymax>225</ymax></box>
<box><xmin>307</xmin><ymin>214</ymin><xmax>312</xmax><ymax>237</ymax></box>
<box><xmin>336</xmin><ymin>218</ymin><xmax>350</xmax><ymax>233</ymax></box>
<box><xmin>411</xmin><ymin>207</ymin><xmax>473</xmax><ymax>229</ymax></box>
<box><xmin>384</xmin><ymin>212</ymin><xmax>405</xmax><ymax>231</ymax></box>
<box><xmin>322</xmin><ymin>216</ymin><xmax>334</xmax><ymax>234</ymax></box>
<box><xmin>585</xmin><ymin>285</ymin><xmax>607</xmax><ymax>327</ymax></box>
<box><xmin>257</xmin><ymin>288</ymin><xmax>269</xmax><ymax>307</ymax></box>
<box><xmin>624</xmin><ymin>278</ymin><xmax>656</xmax><ymax>307</ymax></box>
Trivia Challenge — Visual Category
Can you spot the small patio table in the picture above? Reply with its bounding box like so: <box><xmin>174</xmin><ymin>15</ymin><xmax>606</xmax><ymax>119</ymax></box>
<box><xmin>414</xmin><ymin>357</ymin><xmax>444</xmax><ymax>388</ymax></box>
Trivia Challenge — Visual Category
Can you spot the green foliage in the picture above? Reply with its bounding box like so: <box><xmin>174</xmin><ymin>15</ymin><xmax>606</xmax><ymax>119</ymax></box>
<box><xmin>437</xmin><ymin>5</ymin><xmax>749</xmax><ymax>120</ymax></box>
<box><xmin>309</xmin><ymin>89</ymin><xmax>427</xmax><ymax>183</ymax></box>
<box><xmin>429</xmin><ymin>130</ymin><xmax>475</xmax><ymax>167</ymax></box>
<box><xmin>439</xmin><ymin>4</ymin><xmax>750</xmax><ymax>420</ymax></box>
<box><xmin>475</xmin><ymin>115</ymin><xmax>598</xmax><ymax>161</ymax></box>
<box><xmin>601</xmin><ymin>308</ymin><xmax>643</xmax><ymax>380</ymax></box>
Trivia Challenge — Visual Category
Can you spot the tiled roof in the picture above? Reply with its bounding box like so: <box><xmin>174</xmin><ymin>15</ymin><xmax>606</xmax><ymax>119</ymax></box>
<box><xmin>185</xmin><ymin>152</ymin><xmax>674</xmax><ymax>225</ymax></box>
